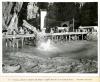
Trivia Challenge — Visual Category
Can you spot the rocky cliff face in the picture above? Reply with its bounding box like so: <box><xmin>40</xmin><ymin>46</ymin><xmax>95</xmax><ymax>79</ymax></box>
<box><xmin>2</xmin><ymin>2</ymin><xmax>23</xmax><ymax>30</ymax></box>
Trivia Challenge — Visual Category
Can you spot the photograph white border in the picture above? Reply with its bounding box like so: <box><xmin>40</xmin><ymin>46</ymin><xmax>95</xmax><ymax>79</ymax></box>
<box><xmin>0</xmin><ymin>0</ymin><xmax>99</xmax><ymax>77</ymax></box>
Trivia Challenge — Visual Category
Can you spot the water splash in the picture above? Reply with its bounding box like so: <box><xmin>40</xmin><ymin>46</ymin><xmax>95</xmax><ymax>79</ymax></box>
<box><xmin>37</xmin><ymin>10</ymin><xmax>57</xmax><ymax>52</ymax></box>
<box><xmin>37</xmin><ymin>39</ymin><xmax>55</xmax><ymax>51</ymax></box>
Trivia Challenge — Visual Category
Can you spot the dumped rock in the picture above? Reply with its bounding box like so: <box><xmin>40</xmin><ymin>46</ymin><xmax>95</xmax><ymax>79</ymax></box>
<box><xmin>3</xmin><ymin>64</ymin><xmax>21</xmax><ymax>73</ymax></box>
<box><xmin>3</xmin><ymin>51</ymin><xmax>97</xmax><ymax>73</ymax></box>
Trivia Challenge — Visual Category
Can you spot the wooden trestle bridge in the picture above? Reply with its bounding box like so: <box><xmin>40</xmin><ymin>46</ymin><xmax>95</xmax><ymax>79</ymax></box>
<box><xmin>3</xmin><ymin>31</ymin><xmax>88</xmax><ymax>48</ymax></box>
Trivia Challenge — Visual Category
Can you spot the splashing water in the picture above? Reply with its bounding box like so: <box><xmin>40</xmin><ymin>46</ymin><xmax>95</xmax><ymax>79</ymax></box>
<box><xmin>37</xmin><ymin>39</ymin><xmax>56</xmax><ymax>51</ymax></box>
<box><xmin>37</xmin><ymin>10</ymin><xmax>58</xmax><ymax>52</ymax></box>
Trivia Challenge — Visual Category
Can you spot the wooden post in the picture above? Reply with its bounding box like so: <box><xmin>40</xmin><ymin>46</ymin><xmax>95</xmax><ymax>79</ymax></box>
<box><xmin>65</xmin><ymin>35</ymin><xmax>67</xmax><ymax>41</ymax></box>
<box><xmin>22</xmin><ymin>38</ymin><xmax>24</xmax><ymax>47</ymax></box>
<box><xmin>61</xmin><ymin>35</ymin><xmax>63</xmax><ymax>43</ymax></box>
<box><xmin>52</xmin><ymin>35</ymin><xmax>53</xmax><ymax>41</ymax></box>
<box><xmin>75</xmin><ymin>34</ymin><xmax>77</xmax><ymax>40</ymax></box>
<box><xmin>12</xmin><ymin>38</ymin><xmax>15</xmax><ymax>48</ymax></box>
<box><xmin>57</xmin><ymin>36</ymin><xmax>59</xmax><ymax>41</ymax></box>
<box><xmin>86</xmin><ymin>34</ymin><xmax>88</xmax><ymax>40</ymax></box>
<box><xmin>61</xmin><ymin>35</ymin><xmax>63</xmax><ymax>42</ymax></box>
<box><xmin>54</xmin><ymin>35</ymin><xmax>56</xmax><ymax>41</ymax></box>
<box><xmin>55</xmin><ymin>35</ymin><xmax>57</xmax><ymax>42</ymax></box>
<box><xmin>56</xmin><ymin>36</ymin><xmax>58</xmax><ymax>41</ymax></box>
<box><xmin>69</xmin><ymin>34</ymin><xmax>70</xmax><ymax>41</ymax></box>
<box><xmin>9</xmin><ymin>39</ymin><xmax>12</xmax><ymax>47</ymax></box>
<box><xmin>58</xmin><ymin>35</ymin><xmax>59</xmax><ymax>41</ymax></box>
<box><xmin>77</xmin><ymin>35</ymin><xmax>79</xmax><ymax>40</ymax></box>
<box><xmin>82</xmin><ymin>34</ymin><xmax>83</xmax><ymax>40</ymax></box>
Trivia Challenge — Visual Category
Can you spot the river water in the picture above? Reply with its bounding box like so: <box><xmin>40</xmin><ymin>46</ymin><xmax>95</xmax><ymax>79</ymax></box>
<box><xmin>2</xmin><ymin>40</ymin><xmax>98</xmax><ymax>73</ymax></box>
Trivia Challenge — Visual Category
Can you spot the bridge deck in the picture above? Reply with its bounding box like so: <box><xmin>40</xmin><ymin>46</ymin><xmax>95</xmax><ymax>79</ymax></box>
<box><xmin>3</xmin><ymin>32</ymin><xmax>88</xmax><ymax>39</ymax></box>
<box><xmin>45</xmin><ymin>32</ymin><xmax>87</xmax><ymax>36</ymax></box>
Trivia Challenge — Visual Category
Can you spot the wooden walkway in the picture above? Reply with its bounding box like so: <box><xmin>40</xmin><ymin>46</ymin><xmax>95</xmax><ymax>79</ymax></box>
<box><xmin>45</xmin><ymin>32</ymin><xmax>87</xmax><ymax>36</ymax></box>
<box><xmin>3</xmin><ymin>34</ymin><xmax>35</xmax><ymax>39</ymax></box>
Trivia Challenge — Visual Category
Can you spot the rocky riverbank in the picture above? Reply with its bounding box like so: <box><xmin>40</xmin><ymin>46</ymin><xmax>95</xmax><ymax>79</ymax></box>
<box><xmin>3</xmin><ymin>51</ymin><xmax>97</xmax><ymax>73</ymax></box>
